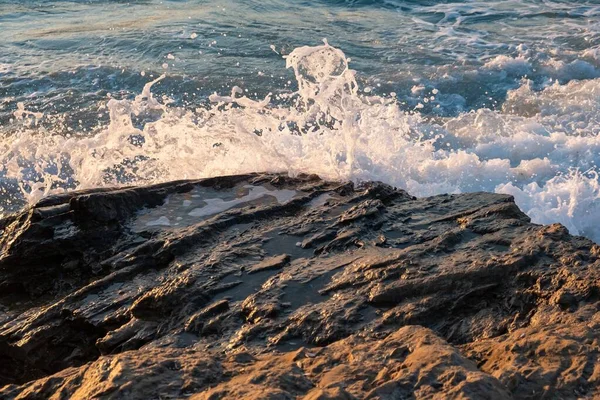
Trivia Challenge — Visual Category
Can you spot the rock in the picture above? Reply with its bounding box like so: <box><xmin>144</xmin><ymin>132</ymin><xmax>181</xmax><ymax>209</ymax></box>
<box><xmin>0</xmin><ymin>173</ymin><xmax>599</xmax><ymax>399</ymax></box>
<box><xmin>248</xmin><ymin>254</ymin><xmax>291</xmax><ymax>274</ymax></box>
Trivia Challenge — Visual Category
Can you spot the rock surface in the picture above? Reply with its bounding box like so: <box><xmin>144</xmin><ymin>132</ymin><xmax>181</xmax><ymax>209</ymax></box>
<box><xmin>0</xmin><ymin>173</ymin><xmax>599</xmax><ymax>399</ymax></box>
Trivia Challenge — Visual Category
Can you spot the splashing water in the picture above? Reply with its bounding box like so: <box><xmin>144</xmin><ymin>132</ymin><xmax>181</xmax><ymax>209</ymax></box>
<box><xmin>3</xmin><ymin>40</ymin><xmax>600</xmax><ymax>242</ymax></box>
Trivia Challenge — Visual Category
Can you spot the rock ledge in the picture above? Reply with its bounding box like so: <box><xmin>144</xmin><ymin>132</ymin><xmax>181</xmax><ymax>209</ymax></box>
<box><xmin>1</xmin><ymin>173</ymin><xmax>599</xmax><ymax>399</ymax></box>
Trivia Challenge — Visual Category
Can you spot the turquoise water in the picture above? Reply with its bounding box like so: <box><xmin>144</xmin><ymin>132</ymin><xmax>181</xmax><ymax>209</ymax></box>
<box><xmin>2</xmin><ymin>1</ymin><xmax>600</xmax><ymax>241</ymax></box>
<box><xmin>3</xmin><ymin>0</ymin><xmax>599</xmax><ymax>120</ymax></box>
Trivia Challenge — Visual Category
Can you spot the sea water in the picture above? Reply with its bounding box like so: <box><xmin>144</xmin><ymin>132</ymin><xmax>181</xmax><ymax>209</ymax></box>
<box><xmin>1</xmin><ymin>0</ymin><xmax>600</xmax><ymax>241</ymax></box>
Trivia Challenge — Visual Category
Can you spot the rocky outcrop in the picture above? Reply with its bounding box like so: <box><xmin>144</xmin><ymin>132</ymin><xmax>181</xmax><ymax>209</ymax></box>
<box><xmin>0</xmin><ymin>173</ymin><xmax>599</xmax><ymax>399</ymax></box>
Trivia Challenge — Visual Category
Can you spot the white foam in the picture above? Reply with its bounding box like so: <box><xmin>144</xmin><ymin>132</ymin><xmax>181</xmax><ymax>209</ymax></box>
<box><xmin>4</xmin><ymin>42</ymin><xmax>600</xmax><ymax>243</ymax></box>
<box><xmin>498</xmin><ymin>171</ymin><xmax>600</xmax><ymax>240</ymax></box>
<box><xmin>483</xmin><ymin>55</ymin><xmax>532</xmax><ymax>76</ymax></box>
<box><xmin>13</xmin><ymin>102</ymin><xmax>44</xmax><ymax>123</ymax></box>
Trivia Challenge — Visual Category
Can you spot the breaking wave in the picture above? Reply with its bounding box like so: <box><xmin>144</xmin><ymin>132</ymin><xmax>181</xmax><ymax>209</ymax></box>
<box><xmin>4</xmin><ymin>41</ymin><xmax>600</xmax><ymax>242</ymax></box>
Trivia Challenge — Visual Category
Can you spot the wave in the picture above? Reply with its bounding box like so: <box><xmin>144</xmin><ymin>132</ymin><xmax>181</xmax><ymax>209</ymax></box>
<box><xmin>3</xmin><ymin>40</ymin><xmax>600</xmax><ymax>242</ymax></box>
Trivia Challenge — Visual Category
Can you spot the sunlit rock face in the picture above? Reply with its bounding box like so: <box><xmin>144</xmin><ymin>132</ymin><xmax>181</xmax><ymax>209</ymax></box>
<box><xmin>0</xmin><ymin>173</ymin><xmax>599</xmax><ymax>399</ymax></box>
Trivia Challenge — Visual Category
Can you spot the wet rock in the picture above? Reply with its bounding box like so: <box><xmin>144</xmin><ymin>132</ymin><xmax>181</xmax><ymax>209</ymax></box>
<box><xmin>249</xmin><ymin>254</ymin><xmax>291</xmax><ymax>274</ymax></box>
<box><xmin>0</xmin><ymin>173</ymin><xmax>600</xmax><ymax>399</ymax></box>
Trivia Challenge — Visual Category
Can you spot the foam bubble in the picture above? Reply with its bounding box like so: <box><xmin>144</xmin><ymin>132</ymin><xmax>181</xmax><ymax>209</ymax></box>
<box><xmin>483</xmin><ymin>55</ymin><xmax>532</xmax><ymax>76</ymax></box>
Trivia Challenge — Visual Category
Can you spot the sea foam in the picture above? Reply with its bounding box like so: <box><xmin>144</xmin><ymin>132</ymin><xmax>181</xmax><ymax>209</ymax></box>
<box><xmin>4</xmin><ymin>41</ymin><xmax>600</xmax><ymax>242</ymax></box>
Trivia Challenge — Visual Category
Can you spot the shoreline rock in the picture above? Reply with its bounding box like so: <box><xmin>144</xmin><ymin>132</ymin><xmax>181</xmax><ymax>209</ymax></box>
<box><xmin>0</xmin><ymin>173</ymin><xmax>599</xmax><ymax>399</ymax></box>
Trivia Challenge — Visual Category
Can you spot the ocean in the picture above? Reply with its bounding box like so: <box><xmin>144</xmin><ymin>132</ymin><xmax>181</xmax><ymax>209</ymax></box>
<box><xmin>1</xmin><ymin>0</ymin><xmax>600</xmax><ymax>241</ymax></box>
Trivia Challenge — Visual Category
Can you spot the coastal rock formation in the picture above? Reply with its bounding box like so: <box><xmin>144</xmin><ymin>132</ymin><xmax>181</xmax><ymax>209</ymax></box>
<box><xmin>0</xmin><ymin>173</ymin><xmax>599</xmax><ymax>399</ymax></box>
